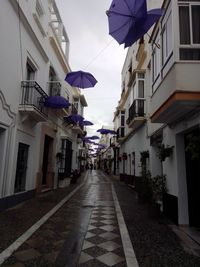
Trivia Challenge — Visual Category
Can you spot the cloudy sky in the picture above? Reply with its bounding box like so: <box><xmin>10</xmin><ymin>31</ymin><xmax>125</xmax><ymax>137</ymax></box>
<box><xmin>56</xmin><ymin>0</ymin><xmax>127</xmax><ymax>136</ymax></box>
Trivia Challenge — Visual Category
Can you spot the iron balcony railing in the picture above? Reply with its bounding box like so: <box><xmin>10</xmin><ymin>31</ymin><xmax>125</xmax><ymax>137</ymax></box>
<box><xmin>127</xmin><ymin>99</ymin><xmax>145</xmax><ymax>125</ymax></box>
<box><xmin>21</xmin><ymin>81</ymin><xmax>48</xmax><ymax>116</ymax></box>
<box><xmin>117</xmin><ymin>127</ymin><xmax>125</xmax><ymax>139</ymax></box>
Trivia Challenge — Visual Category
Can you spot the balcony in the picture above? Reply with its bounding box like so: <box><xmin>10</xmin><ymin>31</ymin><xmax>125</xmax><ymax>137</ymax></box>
<box><xmin>19</xmin><ymin>81</ymin><xmax>48</xmax><ymax>122</ymax></box>
<box><xmin>117</xmin><ymin>127</ymin><xmax>125</xmax><ymax>143</ymax></box>
<box><xmin>71</xmin><ymin>123</ymin><xmax>84</xmax><ymax>135</ymax></box>
<box><xmin>150</xmin><ymin>62</ymin><xmax>200</xmax><ymax>124</ymax></box>
<box><xmin>126</xmin><ymin>99</ymin><xmax>146</xmax><ymax>130</ymax></box>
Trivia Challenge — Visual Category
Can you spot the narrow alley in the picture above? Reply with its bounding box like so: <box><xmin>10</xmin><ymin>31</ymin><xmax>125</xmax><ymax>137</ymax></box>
<box><xmin>1</xmin><ymin>171</ymin><xmax>200</xmax><ymax>267</ymax></box>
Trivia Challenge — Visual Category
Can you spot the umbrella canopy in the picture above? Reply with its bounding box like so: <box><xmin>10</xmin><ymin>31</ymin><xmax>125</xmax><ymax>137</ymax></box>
<box><xmin>44</xmin><ymin>95</ymin><xmax>71</xmax><ymax>109</ymax></box>
<box><xmin>65</xmin><ymin>70</ymin><xmax>97</xmax><ymax>89</ymax></box>
<box><xmin>80</xmin><ymin>120</ymin><xmax>94</xmax><ymax>126</ymax></box>
<box><xmin>107</xmin><ymin>0</ymin><xmax>162</xmax><ymax>47</ymax></box>
<box><xmin>97</xmin><ymin>129</ymin><xmax>117</xmax><ymax>135</ymax></box>
<box><xmin>64</xmin><ymin>114</ymin><xmax>84</xmax><ymax>124</ymax></box>
<box><xmin>123</xmin><ymin>8</ymin><xmax>163</xmax><ymax>48</ymax></box>
<box><xmin>86</xmin><ymin>136</ymin><xmax>100</xmax><ymax>140</ymax></box>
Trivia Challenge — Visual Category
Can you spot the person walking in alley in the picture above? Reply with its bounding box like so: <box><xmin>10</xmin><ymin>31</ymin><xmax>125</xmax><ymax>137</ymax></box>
<box><xmin>90</xmin><ymin>163</ymin><xmax>93</xmax><ymax>172</ymax></box>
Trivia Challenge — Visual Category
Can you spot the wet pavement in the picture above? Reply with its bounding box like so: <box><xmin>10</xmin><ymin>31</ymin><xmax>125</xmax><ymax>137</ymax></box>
<box><xmin>1</xmin><ymin>170</ymin><xmax>200</xmax><ymax>267</ymax></box>
<box><xmin>1</xmin><ymin>171</ymin><xmax>130</xmax><ymax>267</ymax></box>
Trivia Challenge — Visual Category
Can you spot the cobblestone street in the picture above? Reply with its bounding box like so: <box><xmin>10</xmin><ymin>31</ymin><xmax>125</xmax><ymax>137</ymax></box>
<box><xmin>1</xmin><ymin>171</ymin><xmax>200</xmax><ymax>267</ymax></box>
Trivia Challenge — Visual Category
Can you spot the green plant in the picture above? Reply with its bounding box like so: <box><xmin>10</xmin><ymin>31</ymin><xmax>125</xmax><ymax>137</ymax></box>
<box><xmin>140</xmin><ymin>150</ymin><xmax>149</xmax><ymax>165</ymax></box>
<box><xmin>139</xmin><ymin>168</ymin><xmax>167</xmax><ymax>204</ymax></box>
<box><xmin>151</xmin><ymin>174</ymin><xmax>167</xmax><ymax>203</ymax></box>
<box><xmin>157</xmin><ymin>144</ymin><xmax>174</xmax><ymax>161</ymax></box>
<box><xmin>56</xmin><ymin>152</ymin><xmax>63</xmax><ymax>162</ymax></box>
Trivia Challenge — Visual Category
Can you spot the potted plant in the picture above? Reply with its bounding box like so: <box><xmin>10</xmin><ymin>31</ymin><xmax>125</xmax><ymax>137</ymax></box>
<box><xmin>140</xmin><ymin>150</ymin><xmax>149</xmax><ymax>165</ymax></box>
<box><xmin>122</xmin><ymin>152</ymin><xmax>127</xmax><ymax>160</ymax></box>
<box><xmin>56</xmin><ymin>152</ymin><xmax>63</xmax><ymax>163</ymax></box>
<box><xmin>157</xmin><ymin>144</ymin><xmax>174</xmax><ymax>162</ymax></box>
<box><xmin>118</xmin><ymin>156</ymin><xmax>122</xmax><ymax>162</ymax></box>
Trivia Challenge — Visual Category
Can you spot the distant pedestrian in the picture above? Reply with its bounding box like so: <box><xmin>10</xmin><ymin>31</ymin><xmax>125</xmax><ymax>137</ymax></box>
<box><xmin>90</xmin><ymin>163</ymin><xmax>93</xmax><ymax>171</ymax></box>
<box><xmin>86</xmin><ymin>162</ymin><xmax>89</xmax><ymax>170</ymax></box>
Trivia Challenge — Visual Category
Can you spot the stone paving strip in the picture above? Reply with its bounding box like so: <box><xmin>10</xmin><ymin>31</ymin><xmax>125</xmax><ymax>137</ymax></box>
<box><xmin>112</xmin><ymin>185</ymin><xmax>139</xmax><ymax>267</ymax></box>
<box><xmin>0</xmin><ymin>173</ymin><xmax>88</xmax><ymax>266</ymax></box>
<box><xmin>77</xmin><ymin>172</ymin><xmax>139</xmax><ymax>267</ymax></box>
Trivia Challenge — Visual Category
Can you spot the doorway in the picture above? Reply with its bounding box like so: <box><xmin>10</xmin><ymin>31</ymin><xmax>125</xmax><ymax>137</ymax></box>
<box><xmin>60</xmin><ymin>139</ymin><xmax>73</xmax><ymax>177</ymax></box>
<box><xmin>14</xmin><ymin>143</ymin><xmax>29</xmax><ymax>193</ymax></box>
<box><xmin>185</xmin><ymin>128</ymin><xmax>200</xmax><ymax>227</ymax></box>
<box><xmin>42</xmin><ymin>135</ymin><xmax>53</xmax><ymax>185</ymax></box>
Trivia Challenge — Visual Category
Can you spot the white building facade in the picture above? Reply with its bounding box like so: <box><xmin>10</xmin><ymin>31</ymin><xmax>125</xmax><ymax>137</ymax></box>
<box><xmin>0</xmin><ymin>0</ymin><xmax>87</xmax><ymax>210</ymax></box>
<box><xmin>114</xmin><ymin>0</ymin><xmax>200</xmax><ymax>226</ymax></box>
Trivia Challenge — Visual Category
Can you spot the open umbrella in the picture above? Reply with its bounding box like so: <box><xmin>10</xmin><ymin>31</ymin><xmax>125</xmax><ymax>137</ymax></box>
<box><xmin>64</xmin><ymin>114</ymin><xmax>84</xmax><ymax>124</ymax></box>
<box><xmin>86</xmin><ymin>136</ymin><xmax>100</xmax><ymax>140</ymax></box>
<box><xmin>97</xmin><ymin>129</ymin><xmax>117</xmax><ymax>135</ymax></box>
<box><xmin>80</xmin><ymin>120</ymin><xmax>94</xmax><ymax>126</ymax></box>
<box><xmin>123</xmin><ymin>8</ymin><xmax>163</xmax><ymax>48</ymax></box>
<box><xmin>44</xmin><ymin>95</ymin><xmax>71</xmax><ymax>109</ymax></box>
<box><xmin>65</xmin><ymin>70</ymin><xmax>97</xmax><ymax>89</ymax></box>
<box><xmin>107</xmin><ymin>0</ymin><xmax>163</xmax><ymax>47</ymax></box>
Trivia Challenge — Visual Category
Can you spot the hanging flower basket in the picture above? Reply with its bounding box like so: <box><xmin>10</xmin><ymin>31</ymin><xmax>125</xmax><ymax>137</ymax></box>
<box><xmin>56</xmin><ymin>152</ymin><xmax>64</xmax><ymax>164</ymax></box>
<box><xmin>118</xmin><ymin>156</ymin><xmax>122</xmax><ymax>161</ymax></box>
<box><xmin>140</xmin><ymin>150</ymin><xmax>149</xmax><ymax>164</ymax></box>
<box><xmin>157</xmin><ymin>144</ymin><xmax>174</xmax><ymax>162</ymax></box>
<box><xmin>122</xmin><ymin>153</ymin><xmax>127</xmax><ymax>160</ymax></box>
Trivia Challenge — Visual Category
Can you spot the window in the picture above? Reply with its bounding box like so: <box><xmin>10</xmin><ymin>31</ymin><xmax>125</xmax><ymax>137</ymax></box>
<box><xmin>161</xmin><ymin>9</ymin><xmax>172</xmax><ymax>64</ymax></box>
<box><xmin>138</xmin><ymin>73</ymin><xmax>145</xmax><ymax>98</ymax></box>
<box><xmin>179</xmin><ymin>3</ymin><xmax>200</xmax><ymax>60</ymax></box>
<box><xmin>73</xmin><ymin>98</ymin><xmax>79</xmax><ymax>112</ymax></box>
<box><xmin>152</xmin><ymin>35</ymin><xmax>161</xmax><ymax>83</ymax></box>
<box><xmin>48</xmin><ymin>67</ymin><xmax>61</xmax><ymax>96</ymax></box>
<box><xmin>121</xmin><ymin>111</ymin><xmax>125</xmax><ymax>126</ymax></box>
<box><xmin>26</xmin><ymin>61</ymin><xmax>35</xmax><ymax>81</ymax></box>
<box><xmin>25</xmin><ymin>61</ymin><xmax>36</xmax><ymax>103</ymax></box>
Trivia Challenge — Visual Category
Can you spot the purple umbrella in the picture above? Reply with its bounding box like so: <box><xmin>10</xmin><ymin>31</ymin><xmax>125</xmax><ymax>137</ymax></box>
<box><xmin>86</xmin><ymin>136</ymin><xmax>100</xmax><ymax>140</ymax></box>
<box><xmin>80</xmin><ymin>120</ymin><xmax>94</xmax><ymax>126</ymax></box>
<box><xmin>44</xmin><ymin>95</ymin><xmax>71</xmax><ymax>109</ymax></box>
<box><xmin>124</xmin><ymin>8</ymin><xmax>163</xmax><ymax>48</ymax></box>
<box><xmin>64</xmin><ymin>114</ymin><xmax>84</xmax><ymax>124</ymax></box>
<box><xmin>107</xmin><ymin>0</ymin><xmax>163</xmax><ymax>47</ymax></box>
<box><xmin>97</xmin><ymin>129</ymin><xmax>117</xmax><ymax>135</ymax></box>
<box><xmin>65</xmin><ymin>70</ymin><xmax>97</xmax><ymax>89</ymax></box>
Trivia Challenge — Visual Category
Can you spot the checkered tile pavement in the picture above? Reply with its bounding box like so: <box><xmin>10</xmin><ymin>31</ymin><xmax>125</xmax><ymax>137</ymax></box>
<box><xmin>77</xmin><ymin>205</ymin><xmax>127</xmax><ymax>267</ymax></box>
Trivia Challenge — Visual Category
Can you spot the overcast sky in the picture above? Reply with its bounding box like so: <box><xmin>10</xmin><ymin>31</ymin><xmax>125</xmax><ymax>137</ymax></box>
<box><xmin>56</xmin><ymin>0</ymin><xmax>127</xmax><ymax>136</ymax></box>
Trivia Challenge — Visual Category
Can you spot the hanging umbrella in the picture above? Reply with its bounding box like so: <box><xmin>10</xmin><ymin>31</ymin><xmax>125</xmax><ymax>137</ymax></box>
<box><xmin>107</xmin><ymin>0</ymin><xmax>163</xmax><ymax>47</ymax></box>
<box><xmin>87</xmin><ymin>136</ymin><xmax>100</xmax><ymax>140</ymax></box>
<box><xmin>65</xmin><ymin>70</ymin><xmax>97</xmax><ymax>89</ymax></box>
<box><xmin>44</xmin><ymin>95</ymin><xmax>71</xmax><ymax>109</ymax></box>
<box><xmin>123</xmin><ymin>8</ymin><xmax>163</xmax><ymax>48</ymax></box>
<box><xmin>64</xmin><ymin>114</ymin><xmax>84</xmax><ymax>124</ymax></box>
<box><xmin>97</xmin><ymin>129</ymin><xmax>117</xmax><ymax>135</ymax></box>
<box><xmin>80</xmin><ymin>120</ymin><xmax>94</xmax><ymax>126</ymax></box>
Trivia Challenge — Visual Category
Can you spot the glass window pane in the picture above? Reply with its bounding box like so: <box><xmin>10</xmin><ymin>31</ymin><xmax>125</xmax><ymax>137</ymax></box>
<box><xmin>192</xmin><ymin>5</ymin><xmax>200</xmax><ymax>44</ymax></box>
<box><xmin>179</xmin><ymin>6</ymin><xmax>190</xmax><ymax>44</ymax></box>
<box><xmin>167</xmin><ymin>12</ymin><xmax>172</xmax><ymax>55</ymax></box>
<box><xmin>138</xmin><ymin>81</ymin><xmax>144</xmax><ymax>98</ymax></box>
<box><xmin>121</xmin><ymin>115</ymin><xmax>125</xmax><ymax>126</ymax></box>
